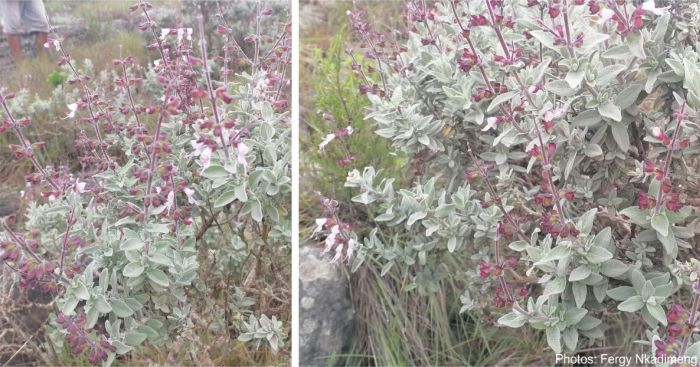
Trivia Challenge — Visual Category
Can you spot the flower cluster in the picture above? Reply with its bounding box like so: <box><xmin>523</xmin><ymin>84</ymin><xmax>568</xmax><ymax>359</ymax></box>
<box><xmin>317</xmin><ymin>112</ymin><xmax>356</xmax><ymax>167</ymax></box>
<box><xmin>56</xmin><ymin>313</ymin><xmax>116</xmax><ymax>365</ymax></box>
<box><xmin>312</xmin><ymin>197</ymin><xmax>357</xmax><ymax>263</ymax></box>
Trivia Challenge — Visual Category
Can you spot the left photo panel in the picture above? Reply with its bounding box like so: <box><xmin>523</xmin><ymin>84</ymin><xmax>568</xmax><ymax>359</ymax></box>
<box><xmin>0</xmin><ymin>1</ymin><xmax>291</xmax><ymax>366</ymax></box>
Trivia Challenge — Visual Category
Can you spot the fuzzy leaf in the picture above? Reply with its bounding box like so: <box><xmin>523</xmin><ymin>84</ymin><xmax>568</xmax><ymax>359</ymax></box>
<box><xmin>646</xmin><ymin>303</ymin><xmax>667</xmax><ymax>326</ymax></box>
<box><xmin>487</xmin><ymin>91</ymin><xmax>517</xmax><ymax>113</ymax></box>
<box><xmin>543</xmin><ymin>277</ymin><xmax>566</xmax><ymax>297</ymax></box>
<box><xmin>586</xmin><ymin>246</ymin><xmax>612</xmax><ymax>264</ymax></box>
<box><xmin>607</xmin><ymin>286</ymin><xmax>636</xmax><ymax>301</ymax></box>
<box><xmin>577</xmin><ymin>208</ymin><xmax>597</xmax><ymax>234</ymax></box>
<box><xmin>120</xmin><ymin>238</ymin><xmax>144</xmax><ymax>251</ymax></box>
<box><xmin>123</xmin><ymin>262</ymin><xmax>145</xmax><ymax>278</ymax></box>
<box><xmin>213</xmin><ymin>189</ymin><xmax>237</xmax><ymax>208</ymax></box>
<box><xmin>598</xmin><ymin>101</ymin><xmax>621</xmax><ymax>122</ymax></box>
<box><xmin>110</xmin><ymin>299</ymin><xmax>134</xmax><ymax>318</ymax></box>
<box><xmin>619</xmin><ymin>206</ymin><xmax>649</xmax><ymax>225</ymax></box>
<box><xmin>146</xmin><ymin>268</ymin><xmax>170</xmax><ymax>287</ymax></box>
<box><xmin>572</xmin><ymin>282</ymin><xmax>587</xmax><ymax>308</ymax></box>
<box><xmin>124</xmin><ymin>331</ymin><xmax>148</xmax><ymax>347</ymax></box>
<box><xmin>497</xmin><ymin>311</ymin><xmax>527</xmax><ymax>328</ymax></box>
<box><xmin>615</xmin><ymin>84</ymin><xmax>644</xmax><ymax>109</ymax></box>
<box><xmin>609</xmin><ymin>123</ymin><xmax>630</xmax><ymax>151</ymax></box>
<box><xmin>201</xmin><ymin>165</ymin><xmax>229</xmax><ymax>179</ymax></box>
<box><xmin>618</xmin><ymin>295</ymin><xmax>644</xmax><ymax>312</ymax></box>
<box><xmin>651</xmin><ymin>213</ymin><xmax>670</xmax><ymax>237</ymax></box>
<box><xmin>569</xmin><ymin>266</ymin><xmax>592</xmax><ymax>282</ymax></box>
<box><xmin>601</xmin><ymin>259</ymin><xmax>628</xmax><ymax>278</ymax></box>
<box><xmin>546</xmin><ymin>326</ymin><xmax>562</xmax><ymax>354</ymax></box>
<box><xmin>562</xmin><ymin>328</ymin><xmax>579</xmax><ymax>351</ymax></box>
<box><xmin>546</xmin><ymin>80</ymin><xmax>577</xmax><ymax>97</ymax></box>
<box><xmin>573</xmin><ymin>109</ymin><xmax>602</xmax><ymax>127</ymax></box>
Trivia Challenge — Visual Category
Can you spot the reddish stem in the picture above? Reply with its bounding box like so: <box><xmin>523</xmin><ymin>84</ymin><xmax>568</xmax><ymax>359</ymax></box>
<box><xmin>654</xmin><ymin>102</ymin><xmax>685</xmax><ymax>213</ymax></box>
<box><xmin>198</xmin><ymin>16</ymin><xmax>230</xmax><ymax>160</ymax></box>
<box><xmin>0</xmin><ymin>98</ymin><xmax>60</xmax><ymax>191</ymax></box>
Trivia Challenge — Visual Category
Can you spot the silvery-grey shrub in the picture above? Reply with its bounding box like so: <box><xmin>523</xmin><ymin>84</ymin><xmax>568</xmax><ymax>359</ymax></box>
<box><xmin>314</xmin><ymin>0</ymin><xmax>700</xmax><ymax>359</ymax></box>
<box><xmin>0</xmin><ymin>1</ymin><xmax>289</xmax><ymax>364</ymax></box>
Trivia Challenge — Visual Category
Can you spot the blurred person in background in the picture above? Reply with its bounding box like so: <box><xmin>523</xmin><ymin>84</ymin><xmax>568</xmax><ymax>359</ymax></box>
<box><xmin>1</xmin><ymin>0</ymin><xmax>50</xmax><ymax>64</ymax></box>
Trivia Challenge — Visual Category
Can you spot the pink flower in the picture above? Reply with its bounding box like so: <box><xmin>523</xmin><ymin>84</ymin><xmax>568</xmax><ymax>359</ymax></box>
<box><xmin>191</xmin><ymin>139</ymin><xmax>212</xmax><ymax>170</ymax></box>
<box><xmin>236</xmin><ymin>142</ymin><xmax>250</xmax><ymax>173</ymax></box>
<box><xmin>324</xmin><ymin>225</ymin><xmax>340</xmax><ymax>253</ymax></box>
<box><xmin>44</xmin><ymin>38</ymin><xmax>61</xmax><ymax>51</ymax></box>
<box><xmin>72</xmin><ymin>180</ymin><xmax>86</xmax><ymax>194</ymax></box>
<box><xmin>184</xmin><ymin>187</ymin><xmax>202</xmax><ymax>205</ymax></box>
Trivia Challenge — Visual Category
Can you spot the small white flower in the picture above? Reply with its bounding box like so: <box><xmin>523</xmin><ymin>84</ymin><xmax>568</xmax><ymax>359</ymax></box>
<box><xmin>319</xmin><ymin>133</ymin><xmax>336</xmax><ymax>151</ymax></box>
<box><xmin>66</xmin><ymin>103</ymin><xmax>78</xmax><ymax>118</ymax></box>
<box><xmin>73</xmin><ymin>180</ymin><xmax>86</xmax><ymax>194</ymax></box>
<box><xmin>177</xmin><ymin>28</ymin><xmax>193</xmax><ymax>42</ymax></box>
<box><xmin>597</xmin><ymin>8</ymin><xmax>615</xmax><ymax>24</ymax></box>
<box><xmin>483</xmin><ymin>117</ymin><xmax>499</xmax><ymax>132</ymax></box>
<box><xmin>544</xmin><ymin>108</ymin><xmax>566</xmax><ymax>122</ymax></box>
<box><xmin>324</xmin><ymin>225</ymin><xmax>340</xmax><ymax>253</ymax></box>
<box><xmin>200</xmin><ymin>148</ymin><xmax>212</xmax><ymax>170</ymax></box>
<box><xmin>237</xmin><ymin>142</ymin><xmax>250</xmax><ymax>168</ymax></box>
<box><xmin>332</xmin><ymin>243</ymin><xmax>344</xmax><ymax>263</ymax></box>
<box><xmin>160</xmin><ymin>28</ymin><xmax>171</xmax><ymax>39</ymax></box>
<box><xmin>312</xmin><ymin>218</ymin><xmax>327</xmax><ymax>236</ymax></box>
<box><xmin>345</xmin><ymin>126</ymin><xmax>354</xmax><ymax>135</ymax></box>
<box><xmin>164</xmin><ymin>191</ymin><xmax>175</xmax><ymax>214</ymax></box>
<box><xmin>642</xmin><ymin>0</ymin><xmax>668</xmax><ymax>15</ymax></box>
<box><xmin>191</xmin><ymin>139</ymin><xmax>212</xmax><ymax>170</ymax></box>
<box><xmin>44</xmin><ymin>39</ymin><xmax>60</xmax><ymax>51</ymax></box>
<box><xmin>346</xmin><ymin>238</ymin><xmax>358</xmax><ymax>263</ymax></box>
<box><xmin>184</xmin><ymin>187</ymin><xmax>203</xmax><ymax>205</ymax></box>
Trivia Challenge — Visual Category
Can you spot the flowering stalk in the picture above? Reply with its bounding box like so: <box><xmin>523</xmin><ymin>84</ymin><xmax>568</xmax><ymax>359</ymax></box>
<box><xmin>654</xmin><ymin>102</ymin><xmax>686</xmax><ymax>214</ymax></box>
<box><xmin>347</xmin><ymin>8</ymin><xmax>388</xmax><ymax>92</ymax></box>
<box><xmin>58</xmin><ymin>211</ymin><xmax>76</xmax><ymax>278</ymax></box>
<box><xmin>481</xmin><ymin>0</ymin><xmax>570</xmax><ymax>224</ymax></box>
<box><xmin>2</xmin><ymin>220</ymin><xmax>68</xmax><ymax>284</ymax></box>
<box><xmin>0</xmin><ymin>96</ymin><xmax>60</xmax><ymax>191</ymax></box>
<box><xmin>253</xmin><ymin>0</ymin><xmax>262</xmax><ymax>70</ymax></box>
<box><xmin>449</xmin><ymin>0</ymin><xmax>525</xmax><ymax>134</ymax></box>
<box><xmin>198</xmin><ymin>15</ymin><xmax>230</xmax><ymax>160</ymax></box>
<box><xmin>466</xmin><ymin>143</ymin><xmax>529</xmax><ymax>242</ymax></box>
<box><xmin>678</xmin><ymin>280</ymin><xmax>700</xmax><ymax>357</ymax></box>
<box><xmin>51</xmin><ymin>33</ymin><xmax>112</xmax><ymax>164</ymax></box>
<box><xmin>142</xmin><ymin>100</ymin><xmax>169</xmax><ymax>228</ymax></box>
<box><xmin>561</xmin><ymin>0</ymin><xmax>575</xmax><ymax>56</ymax></box>
<box><xmin>138</xmin><ymin>0</ymin><xmax>169</xmax><ymax>68</ymax></box>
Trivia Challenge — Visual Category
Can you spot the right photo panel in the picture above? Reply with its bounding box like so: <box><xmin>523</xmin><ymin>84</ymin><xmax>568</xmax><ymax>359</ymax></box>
<box><xmin>300</xmin><ymin>0</ymin><xmax>700</xmax><ymax>366</ymax></box>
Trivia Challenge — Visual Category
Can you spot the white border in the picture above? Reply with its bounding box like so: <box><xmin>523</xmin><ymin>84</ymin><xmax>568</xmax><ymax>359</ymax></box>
<box><xmin>290</xmin><ymin>0</ymin><xmax>300</xmax><ymax>364</ymax></box>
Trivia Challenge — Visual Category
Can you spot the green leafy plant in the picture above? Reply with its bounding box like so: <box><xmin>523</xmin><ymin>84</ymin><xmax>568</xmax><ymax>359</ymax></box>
<box><xmin>0</xmin><ymin>1</ymin><xmax>290</xmax><ymax>365</ymax></box>
<box><xmin>313</xmin><ymin>0</ymin><xmax>700</xmax><ymax>360</ymax></box>
<box><xmin>301</xmin><ymin>30</ymin><xmax>405</xmax><ymax>226</ymax></box>
<box><xmin>46</xmin><ymin>71</ymin><xmax>69</xmax><ymax>88</ymax></box>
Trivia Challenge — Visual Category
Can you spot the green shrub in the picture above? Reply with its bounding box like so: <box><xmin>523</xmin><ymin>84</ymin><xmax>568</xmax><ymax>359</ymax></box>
<box><xmin>301</xmin><ymin>30</ymin><xmax>405</xmax><ymax>228</ymax></box>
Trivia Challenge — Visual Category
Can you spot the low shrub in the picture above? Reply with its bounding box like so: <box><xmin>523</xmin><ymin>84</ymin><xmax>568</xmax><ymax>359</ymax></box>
<box><xmin>0</xmin><ymin>1</ymin><xmax>290</xmax><ymax>365</ymax></box>
<box><xmin>314</xmin><ymin>0</ymin><xmax>700</xmax><ymax>360</ymax></box>
<box><xmin>301</xmin><ymin>30</ymin><xmax>406</xmax><ymax>228</ymax></box>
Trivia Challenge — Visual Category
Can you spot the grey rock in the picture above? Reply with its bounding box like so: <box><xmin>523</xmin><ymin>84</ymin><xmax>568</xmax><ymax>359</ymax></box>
<box><xmin>299</xmin><ymin>246</ymin><xmax>354</xmax><ymax>366</ymax></box>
